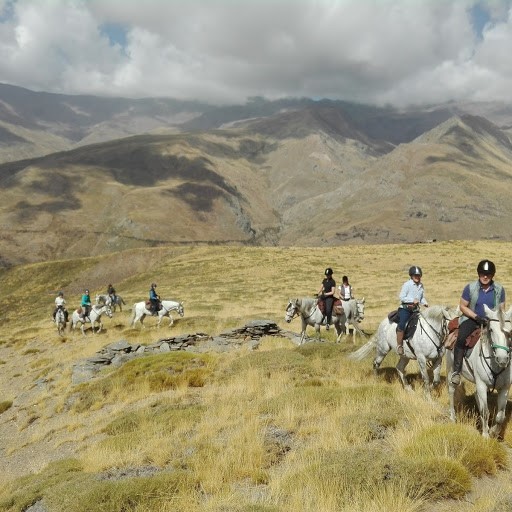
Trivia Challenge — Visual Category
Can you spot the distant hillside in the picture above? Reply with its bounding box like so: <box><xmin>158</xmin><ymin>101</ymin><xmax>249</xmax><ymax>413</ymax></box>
<box><xmin>1</xmin><ymin>110</ymin><xmax>512</xmax><ymax>266</ymax></box>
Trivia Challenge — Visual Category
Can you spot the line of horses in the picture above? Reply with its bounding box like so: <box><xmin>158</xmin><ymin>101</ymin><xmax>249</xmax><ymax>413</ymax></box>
<box><xmin>285</xmin><ymin>296</ymin><xmax>512</xmax><ymax>439</ymax></box>
<box><xmin>54</xmin><ymin>294</ymin><xmax>185</xmax><ymax>336</ymax></box>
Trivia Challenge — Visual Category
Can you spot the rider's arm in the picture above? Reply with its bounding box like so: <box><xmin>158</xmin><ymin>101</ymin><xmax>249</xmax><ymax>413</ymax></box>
<box><xmin>459</xmin><ymin>297</ymin><xmax>477</xmax><ymax>320</ymax></box>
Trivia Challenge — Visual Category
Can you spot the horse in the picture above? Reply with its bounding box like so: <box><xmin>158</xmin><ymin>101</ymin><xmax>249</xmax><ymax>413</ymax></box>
<box><xmin>342</xmin><ymin>298</ymin><xmax>366</xmax><ymax>343</ymax></box>
<box><xmin>349</xmin><ymin>305</ymin><xmax>457</xmax><ymax>398</ymax></box>
<box><xmin>446</xmin><ymin>305</ymin><xmax>512</xmax><ymax>438</ymax></box>
<box><xmin>70</xmin><ymin>304</ymin><xmax>113</xmax><ymax>335</ymax></box>
<box><xmin>284</xmin><ymin>297</ymin><xmax>347</xmax><ymax>344</ymax></box>
<box><xmin>96</xmin><ymin>293</ymin><xmax>126</xmax><ymax>312</ymax></box>
<box><xmin>130</xmin><ymin>299</ymin><xmax>184</xmax><ymax>328</ymax></box>
<box><xmin>55</xmin><ymin>306</ymin><xmax>66</xmax><ymax>336</ymax></box>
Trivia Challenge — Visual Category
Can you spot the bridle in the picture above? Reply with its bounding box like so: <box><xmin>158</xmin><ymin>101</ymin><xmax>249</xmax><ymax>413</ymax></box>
<box><xmin>479</xmin><ymin>318</ymin><xmax>512</xmax><ymax>384</ymax></box>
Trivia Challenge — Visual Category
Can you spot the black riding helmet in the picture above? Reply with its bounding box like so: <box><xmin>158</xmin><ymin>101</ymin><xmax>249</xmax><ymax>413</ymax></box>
<box><xmin>409</xmin><ymin>266</ymin><xmax>422</xmax><ymax>277</ymax></box>
<box><xmin>151</xmin><ymin>283</ymin><xmax>157</xmax><ymax>288</ymax></box>
<box><xmin>324</xmin><ymin>268</ymin><xmax>333</xmax><ymax>276</ymax></box>
<box><xmin>477</xmin><ymin>260</ymin><xmax>496</xmax><ymax>275</ymax></box>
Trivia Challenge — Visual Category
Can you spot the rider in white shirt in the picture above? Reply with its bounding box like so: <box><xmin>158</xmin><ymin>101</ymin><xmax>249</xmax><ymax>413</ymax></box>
<box><xmin>53</xmin><ymin>291</ymin><xmax>68</xmax><ymax>322</ymax></box>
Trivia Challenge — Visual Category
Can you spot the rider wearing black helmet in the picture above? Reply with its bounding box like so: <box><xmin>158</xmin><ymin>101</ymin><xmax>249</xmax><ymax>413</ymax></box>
<box><xmin>149</xmin><ymin>283</ymin><xmax>160</xmax><ymax>315</ymax></box>
<box><xmin>450</xmin><ymin>259</ymin><xmax>505</xmax><ymax>385</ymax></box>
<box><xmin>396</xmin><ymin>265</ymin><xmax>429</xmax><ymax>355</ymax></box>
<box><xmin>317</xmin><ymin>268</ymin><xmax>336</xmax><ymax>330</ymax></box>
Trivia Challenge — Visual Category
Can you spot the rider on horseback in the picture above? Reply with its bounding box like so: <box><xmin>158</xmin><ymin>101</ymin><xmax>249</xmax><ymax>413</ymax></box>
<box><xmin>317</xmin><ymin>268</ymin><xmax>336</xmax><ymax>330</ymax></box>
<box><xmin>81</xmin><ymin>289</ymin><xmax>92</xmax><ymax>320</ymax></box>
<box><xmin>450</xmin><ymin>260</ymin><xmax>506</xmax><ymax>386</ymax></box>
<box><xmin>107</xmin><ymin>283</ymin><xmax>116</xmax><ymax>302</ymax></box>
<box><xmin>53</xmin><ymin>291</ymin><xmax>68</xmax><ymax>322</ymax></box>
<box><xmin>149</xmin><ymin>283</ymin><xmax>160</xmax><ymax>315</ymax></box>
<box><xmin>396</xmin><ymin>266</ymin><xmax>428</xmax><ymax>355</ymax></box>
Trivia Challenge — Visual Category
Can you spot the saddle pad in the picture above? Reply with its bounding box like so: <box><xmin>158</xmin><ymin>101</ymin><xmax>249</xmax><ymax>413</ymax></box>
<box><xmin>465</xmin><ymin>328</ymin><xmax>481</xmax><ymax>348</ymax></box>
<box><xmin>387</xmin><ymin>310</ymin><xmax>399</xmax><ymax>324</ymax></box>
<box><xmin>333</xmin><ymin>299</ymin><xmax>343</xmax><ymax>316</ymax></box>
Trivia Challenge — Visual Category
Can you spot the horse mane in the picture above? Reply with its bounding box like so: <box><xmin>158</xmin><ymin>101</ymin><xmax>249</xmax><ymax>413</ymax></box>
<box><xmin>422</xmin><ymin>305</ymin><xmax>448</xmax><ymax>321</ymax></box>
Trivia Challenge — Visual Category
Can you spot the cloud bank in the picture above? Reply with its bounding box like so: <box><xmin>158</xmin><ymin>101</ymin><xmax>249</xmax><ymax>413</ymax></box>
<box><xmin>0</xmin><ymin>0</ymin><xmax>511</xmax><ymax>107</ymax></box>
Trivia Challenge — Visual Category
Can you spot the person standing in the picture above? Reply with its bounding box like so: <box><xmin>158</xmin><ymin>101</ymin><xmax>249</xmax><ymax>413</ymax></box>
<box><xmin>317</xmin><ymin>268</ymin><xmax>336</xmax><ymax>330</ymax></box>
<box><xmin>450</xmin><ymin>259</ymin><xmax>505</xmax><ymax>385</ymax></box>
<box><xmin>396</xmin><ymin>266</ymin><xmax>428</xmax><ymax>355</ymax></box>
<box><xmin>339</xmin><ymin>275</ymin><xmax>353</xmax><ymax>301</ymax></box>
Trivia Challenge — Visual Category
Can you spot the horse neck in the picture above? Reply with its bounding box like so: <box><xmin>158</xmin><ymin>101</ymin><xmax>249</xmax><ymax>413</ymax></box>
<box><xmin>301</xmin><ymin>299</ymin><xmax>317</xmax><ymax>315</ymax></box>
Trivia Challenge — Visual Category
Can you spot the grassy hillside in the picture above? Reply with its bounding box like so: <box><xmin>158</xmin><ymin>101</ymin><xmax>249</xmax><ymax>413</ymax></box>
<box><xmin>1</xmin><ymin>241</ymin><xmax>512</xmax><ymax>511</ymax></box>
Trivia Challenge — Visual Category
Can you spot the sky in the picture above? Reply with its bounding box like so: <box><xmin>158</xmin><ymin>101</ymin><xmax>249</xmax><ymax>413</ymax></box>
<box><xmin>0</xmin><ymin>0</ymin><xmax>512</xmax><ymax>107</ymax></box>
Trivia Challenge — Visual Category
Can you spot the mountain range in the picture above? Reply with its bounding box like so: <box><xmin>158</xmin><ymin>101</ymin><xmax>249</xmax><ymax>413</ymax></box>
<box><xmin>1</xmin><ymin>82</ymin><xmax>512</xmax><ymax>267</ymax></box>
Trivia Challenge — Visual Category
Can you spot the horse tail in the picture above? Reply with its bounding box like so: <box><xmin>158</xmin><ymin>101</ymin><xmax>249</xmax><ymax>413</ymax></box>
<box><xmin>121</xmin><ymin>296</ymin><xmax>126</xmax><ymax>305</ymax></box>
<box><xmin>347</xmin><ymin>338</ymin><xmax>376</xmax><ymax>360</ymax></box>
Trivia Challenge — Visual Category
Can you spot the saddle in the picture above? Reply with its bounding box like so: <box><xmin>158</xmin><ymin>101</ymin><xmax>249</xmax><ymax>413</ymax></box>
<box><xmin>444</xmin><ymin>318</ymin><xmax>481</xmax><ymax>350</ymax></box>
<box><xmin>317</xmin><ymin>298</ymin><xmax>343</xmax><ymax>316</ymax></box>
<box><xmin>333</xmin><ymin>299</ymin><xmax>344</xmax><ymax>316</ymax></box>
<box><xmin>388</xmin><ymin>309</ymin><xmax>420</xmax><ymax>339</ymax></box>
<box><xmin>146</xmin><ymin>300</ymin><xmax>161</xmax><ymax>313</ymax></box>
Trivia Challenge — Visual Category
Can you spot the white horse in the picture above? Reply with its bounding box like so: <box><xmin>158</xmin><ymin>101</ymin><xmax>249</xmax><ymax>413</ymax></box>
<box><xmin>71</xmin><ymin>304</ymin><xmax>113</xmax><ymax>335</ymax></box>
<box><xmin>446</xmin><ymin>305</ymin><xmax>512</xmax><ymax>438</ymax></box>
<box><xmin>349</xmin><ymin>305</ymin><xmax>457</xmax><ymax>398</ymax></box>
<box><xmin>130</xmin><ymin>299</ymin><xmax>184</xmax><ymax>328</ymax></box>
<box><xmin>55</xmin><ymin>306</ymin><xmax>66</xmax><ymax>336</ymax></box>
<box><xmin>342</xmin><ymin>298</ymin><xmax>366</xmax><ymax>343</ymax></box>
<box><xmin>284</xmin><ymin>297</ymin><xmax>347</xmax><ymax>344</ymax></box>
<box><xmin>96</xmin><ymin>293</ymin><xmax>126</xmax><ymax>312</ymax></box>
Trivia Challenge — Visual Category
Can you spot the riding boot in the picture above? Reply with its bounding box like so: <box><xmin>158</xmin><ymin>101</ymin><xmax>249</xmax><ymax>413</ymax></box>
<box><xmin>451</xmin><ymin>346</ymin><xmax>465</xmax><ymax>385</ymax></box>
<box><xmin>396</xmin><ymin>330</ymin><xmax>404</xmax><ymax>356</ymax></box>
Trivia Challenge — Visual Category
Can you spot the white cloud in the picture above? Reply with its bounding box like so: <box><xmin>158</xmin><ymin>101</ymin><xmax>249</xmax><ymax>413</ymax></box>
<box><xmin>0</xmin><ymin>0</ymin><xmax>512</xmax><ymax>106</ymax></box>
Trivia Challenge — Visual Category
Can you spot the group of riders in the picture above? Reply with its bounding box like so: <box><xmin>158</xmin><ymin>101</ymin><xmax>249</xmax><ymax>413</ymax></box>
<box><xmin>52</xmin><ymin>282</ymin><xmax>162</xmax><ymax>324</ymax></box>
<box><xmin>317</xmin><ymin>259</ymin><xmax>503</xmax><ymax>387</ymax></box>
<box><xmin>317</xmin><ymin>268</ymin><xmax>354</xmax><ymax>330</ymax></box>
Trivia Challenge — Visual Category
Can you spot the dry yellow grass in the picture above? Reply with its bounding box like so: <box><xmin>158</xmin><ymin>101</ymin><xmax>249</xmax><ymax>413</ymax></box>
<box><xmin>1</xmin><ymin>241</ymin><xmax>512</xmax><ymax>511</ymax></box>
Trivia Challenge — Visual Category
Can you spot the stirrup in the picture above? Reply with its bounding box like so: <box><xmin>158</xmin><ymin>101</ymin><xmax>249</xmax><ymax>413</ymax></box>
<box><xmin>396</xmin><ymin>345</ymin><xmax>404</xmax><ymax>355</ymax></box>
<box><xmin>450</xmin><ymin>372</ymin><xmax>461</xmax><ymax>386</ymax></box>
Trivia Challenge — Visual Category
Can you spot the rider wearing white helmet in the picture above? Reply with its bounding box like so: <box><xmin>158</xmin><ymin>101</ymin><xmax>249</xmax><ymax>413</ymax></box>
<box><xmin>396</xmin><ymin>266</ymin><xmax>429</xmax><ymax>355</ymax></box>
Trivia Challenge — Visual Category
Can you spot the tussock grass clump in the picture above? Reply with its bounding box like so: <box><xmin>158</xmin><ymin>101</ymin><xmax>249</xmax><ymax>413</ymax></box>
<box><xmin>0</xmin><ymin>459</ymin><xmax>195</xmax><ymax>512</ymax></box>
<box><xmin>71</xmin><ymin>352</ymin><xmax>216</xmax><ymax>412</ymax></box>
<box><xmin>0</xmin><ymin>459</ymin><xmax>83</xmax><ymax>512</ymax></box>
<box><xmin>226</xmin><ymin>349</ymin><xmax>315</xmax><ymax>381</ymax></box>
<box><xmin>103</xmin><ymin>402</ymin><xmax>205</xmax><ymax>436</ymax></box>
<box><xmin>0</xmin><ymin>401</ymin><xmax>12</xmax><ymax>414</ymax></box>
<box><xmin>276</xmin><ymin>445</ymin><xmax>470</xmax><ymax>509</ymax></box>
<box><xmin>400</xmin><ymin>423</ymin><xmax>507</xmax><ymax>477</ymax></box>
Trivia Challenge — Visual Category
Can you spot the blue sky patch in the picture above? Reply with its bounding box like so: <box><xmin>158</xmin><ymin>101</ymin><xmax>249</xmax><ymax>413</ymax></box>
<box><xmin>0</xmin><ymin>0</ymin><xmax>16</xmax><ymax>23</ymax></box>
<box><xmin>469</xmin><ymin>3</ymin><xmax>491</xmax><ymax>39</ymax></box>
<box><xmin>100</xmin><ymin>22</ymin><xmax>128</xmax><ymax>50</ymax></box>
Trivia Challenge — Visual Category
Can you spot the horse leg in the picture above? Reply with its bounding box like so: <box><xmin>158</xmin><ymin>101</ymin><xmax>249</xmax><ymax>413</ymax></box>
<box><xmin>475</xmin><ymin>380</ymin><xmax>490</xmax><ymax>437</ymax></box>
<box><xmin>416</xmin><ymin>356</ymin><xmax>433</xmax><ymax>400</ymax></box>
<box><xmin>490</xmin><ymin>388</ymin><xmax>509</xmax><ymax>438</ymax></box>
<box><xmin>396</xmin><ymin>357</ymin><xmax>412</xmax><ymax>391</ymax></box>
<box><xmin>431</xmin><ymin>356</ymin><xmax>443</xmax><ymax>387</ymax></box>
<box><xmin>168</xmin><ymin>314</ymin><xmax>174</xmax><ymax>327</ymax></box>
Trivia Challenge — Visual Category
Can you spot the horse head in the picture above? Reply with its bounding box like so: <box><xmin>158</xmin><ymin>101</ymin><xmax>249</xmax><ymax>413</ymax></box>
<box><xmin>355</xmin><ymin>298</ymin><xmax>365</xmax><ymax>322</ymax></box>
<box><xmin>484</xmin><ymin>304</ymin><xmax>512</xmax><ymax>368</ymax></box>
<box><xmin>285</xmin><ymin>299</ymin><xmax>299</xmax><ymax>323</ymax></box>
